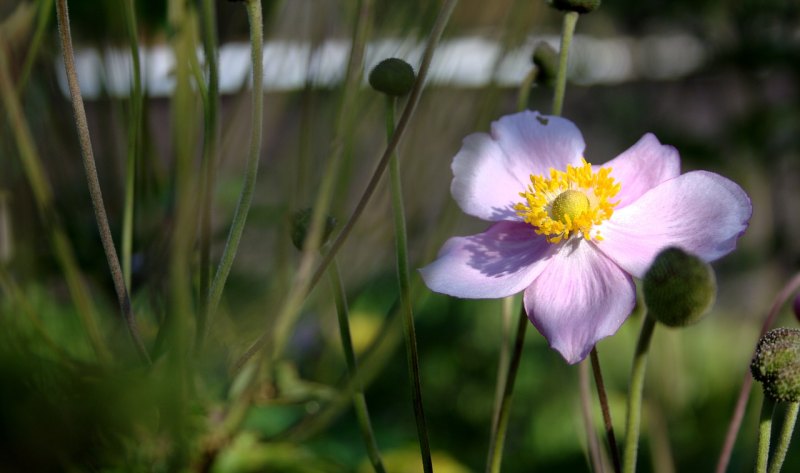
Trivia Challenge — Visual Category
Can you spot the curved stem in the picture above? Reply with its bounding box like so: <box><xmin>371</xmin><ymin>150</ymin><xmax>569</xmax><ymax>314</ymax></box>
<box><xmin>580</xmin><ymin>359</ymin><xmax>606</xmax><ymax>473</ymax></box>
<box><xmin>485</xmin><ymin>307</ymin><xmax>528</xmax><ymax>473</ymax></box>
<box><xmin>231</xmin><ymin>0</ymin><xmax>459</xmax><ymax>374</ymax></box>
<box><xmin>206</xmin><ymin>0</ymin><xmax>263</xmax><ymax>323</ymax></box>
<box><xmin>768</xmin><ymin>401</ymin><xmax>799</xmax><ymax>473</ymax></box>
<box><xmin>196</xmin><ymin>0</ymin><xmax>220</xmax><ymax>351</ymax></box>
<box><xmin>516</xmin><ymin>68</ymin><xmax>537</xmax><ymax>113</ymax></box>
<box><xmin>757</xmin><ymin>396</ymin><xmax>777</xmax><ymax>473</ymax></box>
<box><xmin>16</xmin><ymin>0</ymin><xmax>54</xmax><ymax>95</ymax></box>
<box><xmin>387</xmin><ymin>96</ymin><xmax>433</xmax><ymax>473</ymax></box>
<box><xmin>716</xmin><ymin>272</ymin><xmax>800</xmax><ymax>473</ymax></box>
<box><xmin>329</xmin><ymin>258</ymin><xmax>386</xmax><ymax>473</ymax></box>
<box><xmin>488</xmin><ymin>297</ymin><xmax>514</xmax><ymax>455</ymax></box>
<box><xmin>592</xmin><ymin>347</ymin><xmax>622</xmax><ymax>473</ymax></box>
<box><xmin>623</xmin><ymin>315</ymin><xmax>656</xmax><ymax>473</ymax></box>
<box><xmin>303</xmin><ymin>0</ymin><xmax>459</xmax><ymax>300</ymax></box>
<box><xmin>55</xmin><ymin>0</ymin><xmax>150</xmax><ymax>364</ymax></box>
<box><xmin>121</xmin><ymin>0</ymin><xmax>142</xmax><ymax>291</ymax></box>
<box><xmin>552</xmin><ymin>11</ymin><xmax>578</xmax><ymax>116</ymax></box>
<box><xmin>0</xmin><ymin>49</ymin><xmax>109</xmax><ymax>362</ymax></box>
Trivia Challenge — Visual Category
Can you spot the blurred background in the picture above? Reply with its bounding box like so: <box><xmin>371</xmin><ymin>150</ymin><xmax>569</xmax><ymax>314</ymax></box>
<box><xmin>1</xmin><ymin>0</ymin><xmax>799</xmax><ymax>471</ymax></box>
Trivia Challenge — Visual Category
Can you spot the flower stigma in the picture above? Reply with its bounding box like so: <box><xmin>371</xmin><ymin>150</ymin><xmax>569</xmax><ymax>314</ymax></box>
<box><xmin>514</xmin><ymin>159</ymin><xmax>621</xmax><ymax>244</ymax></box>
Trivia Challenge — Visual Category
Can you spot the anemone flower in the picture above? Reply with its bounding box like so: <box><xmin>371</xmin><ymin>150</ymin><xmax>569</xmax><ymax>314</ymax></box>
<box><xmin>420</xmin><ymin>111</ymin><xmax>751</xmax><ymax>364</ymax></box>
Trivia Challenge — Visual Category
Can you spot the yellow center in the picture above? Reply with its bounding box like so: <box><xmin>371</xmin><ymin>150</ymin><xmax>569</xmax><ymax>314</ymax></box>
<box><xmin>550</xmin><ymin>190</ymin><xmax>590</xmax><ymax>224</ymax></box>
<box><xmin>514</xmin><ymin>159</ymin><xmax>621</xmax><ymax>244</ymax></box>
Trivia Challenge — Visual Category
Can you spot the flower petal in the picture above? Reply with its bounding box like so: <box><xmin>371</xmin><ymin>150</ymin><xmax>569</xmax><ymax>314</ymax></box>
<box><xmin>596</xmin><ymin>133</ymin><xmax>681</xmax><ymax>209</ymax></box>
<box><xmin>451</xmin><ymin>111</ymin><xmax>586</xmax><ymax>221</ymax></box>
<box><xmin>451</xmin><ymin>134</ymin><xmax>530</xmax><ymax>221</ymax></box>
<box><xmin>420</xmin><ymin>221</ymin><xmax>554</xmax><ymax>299</ymax></box>
<box><xmin>597</xmin><ymin>171</ymin><xmax>752</xmax><ymax>278</ymax></box>
<box><xmin>491</xmin><ymin>111</ymin><xmax>585</xmax><ymax>177</ymax></box>
<box><xmin>523</xmin><ymin>240</ymin><xmax>636</xmax><ymax>364</ymax></box>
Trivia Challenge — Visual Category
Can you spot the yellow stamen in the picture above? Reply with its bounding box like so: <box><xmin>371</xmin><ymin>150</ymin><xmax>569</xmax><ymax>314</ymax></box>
<box><xmin>514</xmin><ymin>159</ymin><xmax>620</xmax><ymax>243</ymax></box>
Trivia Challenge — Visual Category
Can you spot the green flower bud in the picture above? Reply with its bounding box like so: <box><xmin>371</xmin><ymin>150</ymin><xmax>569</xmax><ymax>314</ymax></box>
<box><xmin>369</xmin><ymin>58</ymin><xmax>416</xmax><ymax>97</ymax></box>
<box><xmin>751</xmin><ymin>328</ymin><xmax>800</xmax><ymax>402</ymax></box>
<box><xmin>548</xmin><ymin>0</ymin><xmax>601</xmax><ymax>14</ymax></box>
<box><xmin>642</xmin><ymin>247</ymin><xmax>717</xmax><ymax>327</ymax></box>
<box><xmin>532</xmin><ymin>42</ymin><xmax>558</xmax><ymax>87</ymax></box>
<box><xmin>289</xmin><ymin>208</ymin><xmax>337</xmax><ymax>251</ymax></box>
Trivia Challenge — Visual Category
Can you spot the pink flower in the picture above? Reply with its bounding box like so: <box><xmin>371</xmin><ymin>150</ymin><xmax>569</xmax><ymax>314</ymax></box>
<box><xmin>420</xmin><ymin>111</ymin><xmax>751</xmax><ymax>364</ymax></box>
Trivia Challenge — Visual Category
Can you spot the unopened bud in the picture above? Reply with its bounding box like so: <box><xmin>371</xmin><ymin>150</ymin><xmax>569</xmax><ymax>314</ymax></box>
<box><xmin>369</xmin><ymin>58</ymin><xmax>416</xmax><ymax>97</ymax></box>
<box><xmin>751</xmin><ymin>328</ymin><xmax>800</xmax><ymax>402</ymax></box>
<box><xmin>289</xmin><ymin>208</ymin><xmax>336</xmax><ymax>251</ymax></box>
<box><xmin>548</xmin><ymin>0</ymin><xmax>601</xmax><ymax>14</ymax></box>
<box><xmin>532</xmin><ymin>42</ymin><xmax>558</xmax><ymax>87</ymax></box>
<box><xmin>643</xmin><ymin>247</ymin><xmax>716</xmax><ymax>327</ymax></box>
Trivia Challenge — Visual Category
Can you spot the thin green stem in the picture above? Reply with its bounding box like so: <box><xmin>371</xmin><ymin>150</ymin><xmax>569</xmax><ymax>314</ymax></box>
<box><xmin>757</xmin><ymin>396</ymin><xmax>777</xmax><ymax>473</ymax></box>
<box><xmin>387</xmin><ymin>96</ymin><xmax>433</xmax><ymax>473</ymax></box>
<box><xmin>580</xmin><ymin>359</ymin><xmax>606</xmax><ymax>473</ymax></box>
<box><xmin>206</xmin><ymin>0</ymin><xmax>263</xmax><ymax>323</ymax></box>
<box><xmin>302</xmin><ymin>0</ymin><xmax>459</xmax><ymax>303</ymax></box>
<box><xmin>231</xmin><ymin>0</ymin><xmax>458</xmax><ymax>374</ymax></box>
<box><xmin>486</xmin><ymin>307</ymin><xmax>528</xmax><ymax>473</ymax></box>
<box><xmin>768</xmin><ymin>402</ymin><xmax>799</xmax><ymax>473</ymax></box>
<box><xmin>0</xmin><ymin>44</ymin><xmax>110</xmax><ymax>362</ymax></box>
<box><xmin>489</xmin><ymin>297</ymin><xmax>514</xmax><ymax>450</ymax></box>
<box><xmin>196</xmin><ymin>0</ymin><xmax>220</xmax><ymax>352</ymax></box>
<box><xmin>328</xmin><ymin>258</ymin><xmax>386</xmax><ymax>473</ymax></box>
<box><xmin>623</xmin><ymin>315</ymin><xmax>656</xmax><ymax>473</ymax></box>
<box><xmin>15</xmin><ymin>0</ymin><xmax>54</xmax><ymax>95</ymax></box>
<box><xmin>552</xmin><ymin>11</ymin><xmax>578</xmax><ymax>116</ymax></box>
<box><xmin>264</xmin><ymin>0</ymin><xmax>373</xmax><ymax>364</ymax></box>
<box><xmin>121</xmin><ymin>0</ymin><xmax>142</xmax><ymax>291</ymax></box>
<box><xmin>516</xmin><ymin>68</ymin><xmax>537</xmax><ymax>113</ymax></box>
<box><xmin>55</xmin><ymin>0</ymin><xmax>150</xmax><ymax>364</ymax></box>
<box><xmin>592</xmin><ymin>347</ymin><xmax>622</xmax><ymax>473</ymax></box>
<box><xmin>716</xmin><ymin>272</ymin><xmax>800</xmax><ymax>473</ymax></box>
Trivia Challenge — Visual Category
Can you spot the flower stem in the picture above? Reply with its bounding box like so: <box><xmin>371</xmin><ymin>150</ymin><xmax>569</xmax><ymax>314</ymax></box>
<box><xmin>757</xmin><ymin>396</ymin><xmax>777</xmax><ymax>473</ymax></box>
<box><xmin>0</xmin><ymin>49</ymin><xmax>109</xmax><ymax>362</ymax></box>
<box><xmin>580</xmin><ymin>359</ymin><xmax>606</xmax><ymax>473</ymax></box>
<box><xmin>231</xmin><ymin>0</ymin><xmax>458</xmax><ymax>375</ymax></box>
<box><xmin>386</xmin><ymin>96</ymin><xmax>433</xmax><ymax>473</ymax></box>
<box><xmin>302</xmin><ymin>0</ymin><xmax>459</xmax><ymax>299</ymax></box>
<box><xmin>716</xmin><ymin>272</ymin><xmax>800</xmax><ymax>473</ymax></box>
<box><xmin>16</xmin><ymin>0</ymin><xmax>53</xmax><ymax>96</ymax></box>
<box><xmin>206</xmin><ymin>0</ymin><xmax>263</xmax><ymax>323</ymax></box>
<box><xmin>623</xmin><ymin>315</ymin><xmax>656</xmax><ymax>473</ymax></box>
<box><xmin>55</xmin><ymin>0</ymin><xmax>150</xmax><ymax>364</ymax></box>
<box><xmin>552</xmin><ymin>11</ymin><xmax>579</xmax><ymax>116</ymax></box>
<box><xmin>262</xmin><ymin>0</ymin><xmax>373</xmax><ymax>365</ymax></box>
<box><xmin>196</xmin><ymin>0</ymin><xmax>220</xmax><ymax>352</ymax></box>
<box><xmin>516</xmin><ymin>67</ymin><xmax>537</xmax><ymax>113</ymax></box>
<box><xmin>488</xmin><ymin>297</ymin><xmax>514</xmax><ymax>459</ymax></box>
<box><xmin>121</xmin><ymin>0</ymin><xmax>142</xmax><ymax>291</ymax></box>
<box><xmin>485</xmin><ymin>307</ymin><xmax>528</xmax><ymax>473</ymax></box>
<box><xmin>768</xmin><ymin>401</ymin><xmax>799</xmax><ymax>473</ymax></box>
<box><xmin>328</xmin><ymin>258</ymin><xmax>386</xmax><ymax>473</ymax></box>
<box><xmin>591</xmin><ymin>347</ymin><xmax>622</xmax><ymax>473</ymax></box>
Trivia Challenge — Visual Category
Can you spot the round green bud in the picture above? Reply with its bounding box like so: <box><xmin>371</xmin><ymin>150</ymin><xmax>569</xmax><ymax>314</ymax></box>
<box><xmin>532</xmin><ymin>42</ymin><xmax>558</xmax><ymax>87</ymax></box>
<box><xmin>368</xmin><ymin>58</ymin><xmax>416</xmax><ymax>97</ymax></box>
<box><xmin>548</xmin><ymin>0</ymin><xmax>601</xmax><ymax>14</ymax></box>
<box><xmin>751</xmin><ymin>328</ymin><xmax>800</xmax><ymax>402</ymax></box>
<box><xmin>290</xmin><ymin>208</ymin><xmax>337</xmax><ymax>251</ymax></box>
<box><xmin>642</xmin><ymin>247</ymin><xmax>717</xmax><ymax>327</ymax></box>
